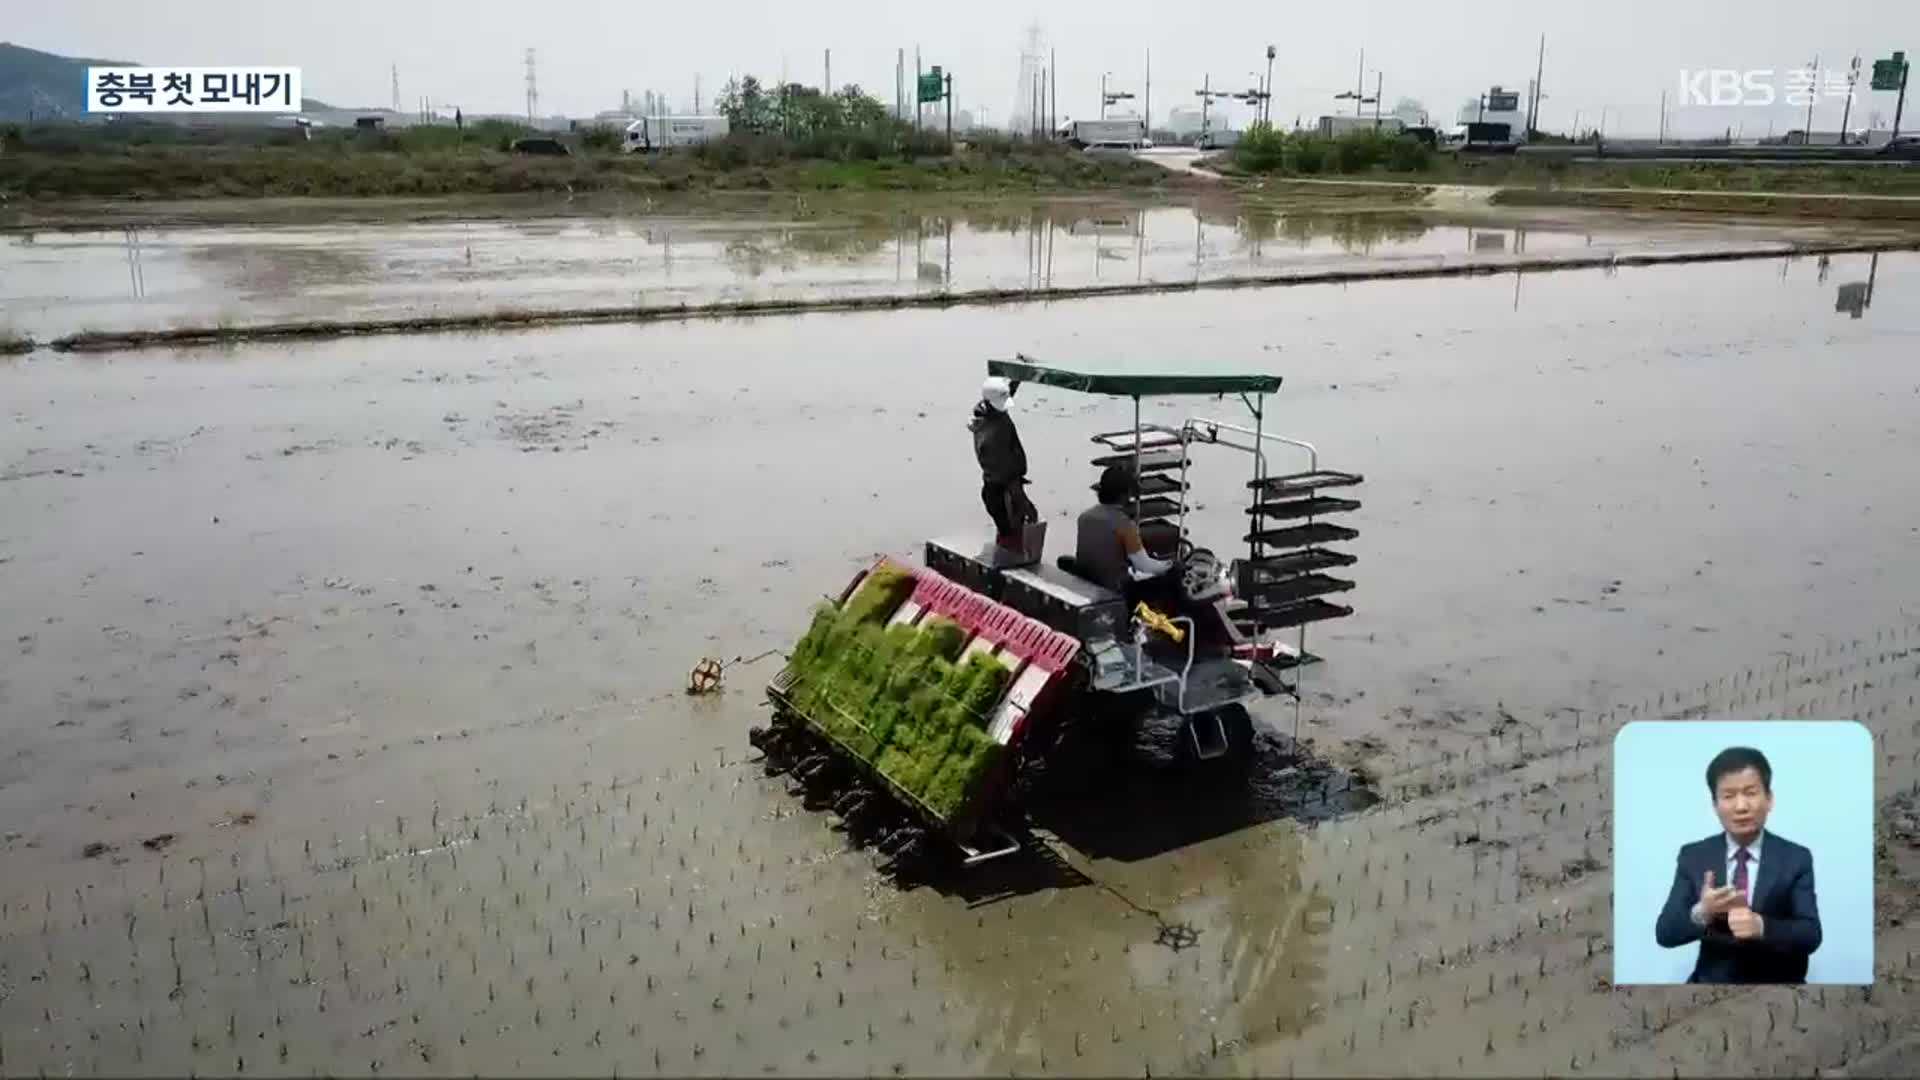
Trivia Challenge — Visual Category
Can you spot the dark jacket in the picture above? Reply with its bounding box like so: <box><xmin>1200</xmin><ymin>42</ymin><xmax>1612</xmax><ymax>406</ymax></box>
<box><xmin>1654</xmin><ymin>830</ymin><xmax>1822</xmax><ymax>984</ymax></box>
<box><xmin>970</xmin><ymin>402</ymin><xmax>1027</xmax><ymax>486</ymax></box>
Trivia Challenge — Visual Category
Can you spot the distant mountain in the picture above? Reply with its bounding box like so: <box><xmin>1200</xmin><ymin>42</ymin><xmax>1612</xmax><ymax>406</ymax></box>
<box><xmin>0</xmin><ymin>41</ymin><xmax>333</xmax><ymax>121</ymax></box>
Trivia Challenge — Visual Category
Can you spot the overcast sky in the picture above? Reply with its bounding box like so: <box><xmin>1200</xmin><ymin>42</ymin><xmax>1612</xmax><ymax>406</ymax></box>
<box><xmin>14</xmin><ymin>0</ymin><xmax>1918</xmax><ymax>135</ymax></box>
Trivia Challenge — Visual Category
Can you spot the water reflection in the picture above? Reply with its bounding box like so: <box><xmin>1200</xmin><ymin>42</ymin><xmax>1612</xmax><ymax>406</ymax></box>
<box><xmin>694</xmin><ymin>204</ymin><xmax>1454</xmax><ymax>291</ymax></box>
<box><xmin>1835</xmin><ymin>253</ymin><xmax>1878</xmax><ymax>319</ymax></box>
<box><xmin>10</xmin><ymin>205</ymin><xmax>1908</xmax><ymax>340</ymax></box>
<box><xmin>124</xmin><ymin>227</ymin><xmax>147</xmax><ymax>299</ymax></box>
<box><xmin>671</xmin><ymin>206</ymin><xmax>1646</xmax><ymax>300</ymax></box>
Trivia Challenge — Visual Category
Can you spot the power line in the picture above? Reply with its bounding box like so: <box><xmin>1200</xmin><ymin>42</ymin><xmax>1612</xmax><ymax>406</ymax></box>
<box><xmin>1012</xmin><ymin>22</ymin><xmax>1045</xmax><ymax>135</ymax></box>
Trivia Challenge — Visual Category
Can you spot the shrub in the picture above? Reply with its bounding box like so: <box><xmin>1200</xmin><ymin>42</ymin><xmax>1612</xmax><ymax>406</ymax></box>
<box><xmin>1386</xmin><ymin>135</ymin><xmax>1433</xmax><ymax>172</ymax></box>
<box><xmin>579</xmin><ymin>125</ymin><xmax>622</xmax><ymax>152</ymax></box>
<box><xmin>1290</xmin><ymin>136</ymin><xmax>1328</xmax><ymax>174</ymax></box>
<box><xmin>1232</xmin><ymin>121</ymin><xmax>1288</xmax><ymax>172</ymax></box>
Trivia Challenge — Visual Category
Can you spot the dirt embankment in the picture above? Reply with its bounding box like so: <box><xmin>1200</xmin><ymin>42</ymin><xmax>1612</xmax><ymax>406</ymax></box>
<box><xmin>1492</xmin><ymin>186</ymin><xmax>1920</xmax><ymax>221</ymax></box>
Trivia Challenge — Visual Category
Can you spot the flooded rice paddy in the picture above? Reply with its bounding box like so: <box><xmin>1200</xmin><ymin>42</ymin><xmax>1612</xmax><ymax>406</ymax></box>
<box><xmin>2</xmin><ymin>226</ymin><xmax>1919</xmax><ymax>1076</ymax></box>
<box><xmin>5</xmin><ymin>197</ymin><xmax>1910</xmax><ymax>342</ymax></box>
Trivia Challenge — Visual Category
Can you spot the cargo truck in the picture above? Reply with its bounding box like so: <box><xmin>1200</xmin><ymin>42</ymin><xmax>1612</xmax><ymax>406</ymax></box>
<box><xmin>623</xmin><ymin>115</ymin><xmax>730</xmax><ymax>152</ymax></box>
<box><xmin>1062</xmin><ymin>118</ymin><xmax>1147</xmax><ymax>149</ymax></box>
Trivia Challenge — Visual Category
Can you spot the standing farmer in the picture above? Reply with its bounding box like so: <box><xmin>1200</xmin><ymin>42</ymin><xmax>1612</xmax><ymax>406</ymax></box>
<box><xmin>971</xmin><ymin>376</ymin><xmax>1038</xmax><ymax>559</ymax></box>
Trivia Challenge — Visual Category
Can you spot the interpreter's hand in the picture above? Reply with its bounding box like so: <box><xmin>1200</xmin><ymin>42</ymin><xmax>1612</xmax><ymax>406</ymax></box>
<box><xmin>1728</xmin><ymin>907</ymin><xmax>1765</xmax><ymax>941</ymax></box>
<box><xmin>1699</xmin><ymin>871</ymin><xmax>1745</xmax><ymax>919</ymax></box>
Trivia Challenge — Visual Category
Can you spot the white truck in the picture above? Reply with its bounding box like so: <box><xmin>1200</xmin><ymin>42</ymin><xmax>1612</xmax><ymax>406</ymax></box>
<box><xmin>1317</xmin><ymin>115</ymin><xmax>1405</xmax><ymax>138</ymax></box>
<box><xmin>623</xmin><ymin>115</ymin><xmax>730</xmax><ymax>152</ymax></box>
<box><xmin>1061</xmin><ymin>118</ymin><xmax>1147</xmax><ymax>149</ymax></box>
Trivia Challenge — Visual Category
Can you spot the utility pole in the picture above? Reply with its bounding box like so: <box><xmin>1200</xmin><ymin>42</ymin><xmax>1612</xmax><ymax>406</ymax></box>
<box><xmin>1354</xmin><ymin>48</ymin><xmax>1365</xmax><ymax>115</ymax></box>
<box><xmin>897</xmin><ymin>48</ymin><xmax>905</xmax><ymax>120</ymax></box>
<box><xmin>391</xmin><ymin>63</ymin><xmax>400</xmax><ymax>112</ymax></box>
<box><xmin>825</xmin><ymin>48</ymin><xmax>831</xmax><ymax>94</ymax></box>
<box><xmin>1031</xmin><ymin>67</ymin><xmax>1039</xmax><ymax>137</ymax></box>
<box><xmin>1336</xmin><ymin>71</ymin><xmax>1376</xmax><ymax>118</ymax></box>
<box><xmin>1196</xmin><ymin>75</ymin><xmax>1237</xmax><ymax>141</ymax></box>
<box><xmin>1659</xmin><ymin>89</ymin><xmax>1667</xmax><ymax>142</ymax></box>
<box><xmin>694</xmin><ymin>74</ymin><xmax>701</xmax><ymax>114</ymax></box>
<box><xmin>1895</xmin><ymin>58</ymin><xmax>1910</xmax><ymax>140</ymax></box>
<box><xmin>946</xmin><ymin>71</ymin><xmax>953</xmax><ymax>141</ymax></box>
<box><xmin>1050</xmin><ymin>47</ymin><xmax>1058</xmax><ymax>133</ymax></box>
<box><xmin>1145</xmin><ymin>48</ymin><xmax>1152</xmax><ymax>137</ymax></box>
<box><xmin>1373</xmin><ymin>71</ymin><xmax>1383</xmax><ymax>128</ymax></box>
<box><xmin>916</xmin><ymin>47</ymin><xmax>923</xmax><ymax>129</ymax></box>
<box><xmin>1264</xmin><ymin>45</ymin><xmax>1276</xmax><ymax>124</ymax></box>
<box><xmin>1804</xmin><ymin>54</ymin><xmax>1819</xmax><ymax>141</ymax></box>
<box><xmin>524</xmin><ymin>48</ymin><xmax>538</xmax><ymax>123</ymax></box>
<box><xmin>1839</xmin><ymin>55</ymin><xmax>1860</xmax><ymax>144</ymax></box>
<box><xmin>1528</xmin><ymin>33</ymin><xmax>1545</xmax><ymax>139</ymax></box>
<box><xmin>1101</xmin><ymin>72</ymin><xmax>1109</xmax><ymax>119</ymax></box>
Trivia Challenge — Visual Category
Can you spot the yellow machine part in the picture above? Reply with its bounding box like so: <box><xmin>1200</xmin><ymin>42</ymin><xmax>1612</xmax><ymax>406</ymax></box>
<box><xmin>1133</xmin><ymin>602</ymin><xmax>1186</xmax><ymax>642</ymax></box>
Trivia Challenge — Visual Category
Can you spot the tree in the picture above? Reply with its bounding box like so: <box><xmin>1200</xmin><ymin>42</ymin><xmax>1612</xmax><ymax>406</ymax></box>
<box><xmin>718</xmin><ymin>75</ymin><xmax>774</xmax><ymax>133</ymax></box>
<box><xmin>839</xmin><ymin>85</ymin><xmax>889</xmax><ymax>130</ymax></box>
<box><xmin>1390</xmin><ymin>97</ymin><xmax>1429</xmax><ymax>126</ymax></box>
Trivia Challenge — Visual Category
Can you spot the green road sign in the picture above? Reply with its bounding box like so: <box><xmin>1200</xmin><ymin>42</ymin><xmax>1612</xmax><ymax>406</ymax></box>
<box><xmin>918</xmin><ymin>67</ymin><xmax>944</xmax><ymax>103</ymax></box>
<box><xmin>1872</xmin><ymin>52</ymin><xmax>1907</xmax><ymax>92</ymax></box>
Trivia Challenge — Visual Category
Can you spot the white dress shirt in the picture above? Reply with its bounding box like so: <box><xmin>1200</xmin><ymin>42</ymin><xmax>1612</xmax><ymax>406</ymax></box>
<box><xmin>1691</xmin><ymin>831</ymin><xmax>1763</xmax><ymax>926</ymax></box>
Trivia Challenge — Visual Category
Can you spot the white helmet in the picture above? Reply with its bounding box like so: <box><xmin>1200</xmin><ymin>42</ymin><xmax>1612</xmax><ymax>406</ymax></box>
<box><xmin>981</xmin><ymin>376</ymin><xmax>1013</xmax><ymax>412</ymax></box>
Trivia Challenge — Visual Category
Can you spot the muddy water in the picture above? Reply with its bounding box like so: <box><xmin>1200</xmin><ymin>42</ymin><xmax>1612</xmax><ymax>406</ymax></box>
<box><xmin>2</xmin><ymin>199</ymin><xmax>1895</xmax><ymax>341</ymax></box>
<box><xmin>3</xmin><ymin>250</ymin><xmax>1919</xmax><ymax>1076</ymax></box>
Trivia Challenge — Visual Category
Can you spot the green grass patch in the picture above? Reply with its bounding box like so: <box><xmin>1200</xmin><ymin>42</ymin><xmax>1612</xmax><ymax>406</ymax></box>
<box><xmin>0</xmin><ymin>130</ymin><xmax>1184</xmax><ymax>201</ymax></box>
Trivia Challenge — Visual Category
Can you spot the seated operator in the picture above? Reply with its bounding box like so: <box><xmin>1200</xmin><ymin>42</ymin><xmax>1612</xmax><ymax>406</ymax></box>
<box><xmin>1074</xmin><ymin>463</ymin><xmax>1179</xmax><ymax>609</ymax></box>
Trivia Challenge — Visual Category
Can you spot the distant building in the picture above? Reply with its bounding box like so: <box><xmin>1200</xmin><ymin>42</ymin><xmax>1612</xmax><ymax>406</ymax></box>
<box><xmin>306</xmin><ymin>108</ymin><xmax>416</xmax><ymax>129</ymax></box>
<box><xmin>466</xmin><ymin>113</ymin><xmax>572</xmax><ymax>132</ymax></box>
<box><xmin>1165</xmin><ymin>106</ymin><xmax>1207</xmax><ymax>136</ymax></box>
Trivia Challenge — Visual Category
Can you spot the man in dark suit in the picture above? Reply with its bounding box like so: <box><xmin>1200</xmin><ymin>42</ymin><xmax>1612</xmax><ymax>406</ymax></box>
<box><xmin>1654</xmin><ymin>746</ymin><xmax>1823</xmax><ymax>984</ymax></box>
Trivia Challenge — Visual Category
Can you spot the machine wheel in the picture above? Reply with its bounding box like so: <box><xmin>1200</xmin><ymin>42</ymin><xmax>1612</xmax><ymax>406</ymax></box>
<box><xmin>1218</xmin><ymin>704</ymin><xmax>1256</xmax><ymax>759</ymax></box>
<box><xmin>1177</xmin><ymin>704</ymin><xmax>1255</xmax><ymax>768</ymax></box>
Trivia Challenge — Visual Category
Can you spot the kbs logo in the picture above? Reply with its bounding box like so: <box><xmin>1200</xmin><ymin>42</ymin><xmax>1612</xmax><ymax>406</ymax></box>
<box><xmin>1679</xmin><ymin>68</ymin><xmax>1858</xmax><ymax>107</ymax></box>
<box><xmin>1678</xmin><ymin>70</ymin><xmax>1778</xmax><ymax>107</ymax></box>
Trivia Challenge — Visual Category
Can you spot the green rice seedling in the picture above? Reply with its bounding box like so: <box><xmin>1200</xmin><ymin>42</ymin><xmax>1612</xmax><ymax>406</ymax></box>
<box><xmin>921</xmin><ymin>727</ymin><xmax>1003</xmax><ymax>819</ymax></box>
<box><xmin>850</xmin><ymin>626</ymin><xmax>914</xmax><ymax>713</ymax></box>
<box><xmin>842</xmin><ymin>561</ymin><xmax>915</xmax><ymax>625</ymax></box>
<box><xmin>846</xmin><ymin>700</ymin><xmax>899</xmax><ymax>761</ymax></box>
<box><xmin>874</xmin><ymin>743</ymin><xmax>916</xmax><ymax>790</ymax></box>
<box><xmin>918</xmin><ymin>616</ymin><xmax>967</xmax><ymax>660</ymax></box>
<box><xmin>790</xmin><ymin>604</ymin><xmax>840</xmax><ymax>670</ymax></box>
<box><xmin>824</xmin><ymin>624</ymin><xmax>887</xmax><ymax>733</ymax></box>
<box><xmin>953</xmin><ymin>655</ymin><xmax>1011</xmax><ymax>727</ymax></box>
<box><xmin>882</xmin><ymin>652</ymin><xmax>932</xmax><ymax>705</ymax></box>
<box><xmin>906</xmin><ymin>731</ymin><xmax>956</xmax><ymax>795</ymax></box>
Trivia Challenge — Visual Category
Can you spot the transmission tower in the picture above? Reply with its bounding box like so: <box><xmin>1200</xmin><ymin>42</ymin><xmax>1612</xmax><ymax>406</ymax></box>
<box><xmin>1012</xmin><ymin>22</ymin><xmax>1045</xmax><ymax>134</ymax></box>
<box><xmin>524</xmin><ymin>48</ymin><xmax>539</xmax><ymax>122</ymax></box>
